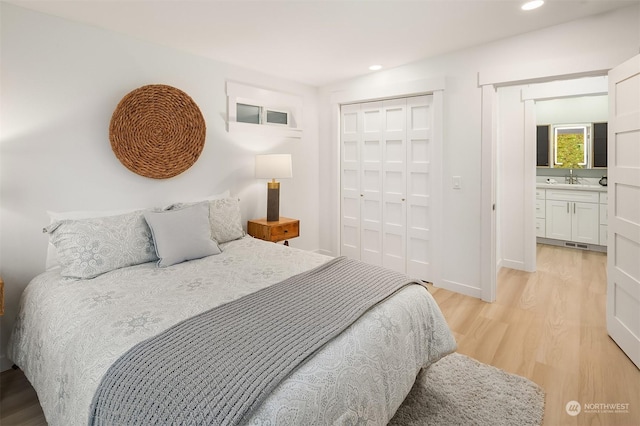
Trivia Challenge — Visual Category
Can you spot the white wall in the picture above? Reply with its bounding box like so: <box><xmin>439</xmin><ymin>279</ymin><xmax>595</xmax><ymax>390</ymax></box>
<box><xmin>318</xmin><ymin>5</ymin><xmax>640</xmax><ymax>297</ymax></box>
<box><xmin>0</xmin><ymin>3</ymin><xmax>320</xmax><ymax>370</ymax></box>
<box><xmin>536</xmin><ymin>95</ymin><xmax>609</xmax><ymax>125</ymax></box>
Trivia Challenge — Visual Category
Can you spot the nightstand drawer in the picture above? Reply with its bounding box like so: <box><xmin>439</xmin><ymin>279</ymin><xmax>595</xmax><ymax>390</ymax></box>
<box><xmin>268</xmin><ymin>221</ymin><xmax>299</xmax><ymax>241</ymax></box>
<box><xmin>247</xmin><ymin>217</ymin><xmax>300</xmax><ymax>243</ymax></box>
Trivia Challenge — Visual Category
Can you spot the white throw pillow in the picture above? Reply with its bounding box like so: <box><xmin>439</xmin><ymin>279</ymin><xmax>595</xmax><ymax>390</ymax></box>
<box><xmin>144</xmin><ymin>203</ymin><xmax>221</xmax><ymax>267</ymax></box>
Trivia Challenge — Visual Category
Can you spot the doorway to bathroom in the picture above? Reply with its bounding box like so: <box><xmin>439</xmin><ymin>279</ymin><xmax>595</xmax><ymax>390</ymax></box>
<box><xmin>495</xmin><ymin>76</ymin><xmax>609</xmax><ymax>274</ymax></box>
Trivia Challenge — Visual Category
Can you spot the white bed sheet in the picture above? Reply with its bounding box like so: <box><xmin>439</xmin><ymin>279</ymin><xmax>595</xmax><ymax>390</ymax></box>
<box><xmin>9</xmin><ymin>237</ymin><xmax>456</xmax><ymax>425</ymax></box>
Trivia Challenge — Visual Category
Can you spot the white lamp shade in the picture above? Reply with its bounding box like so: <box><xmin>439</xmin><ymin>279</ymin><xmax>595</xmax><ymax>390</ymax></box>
<box><xmin>255</xmin><ymin>154</ymin><xmax>293</xmax><ymax>179</ymax></box>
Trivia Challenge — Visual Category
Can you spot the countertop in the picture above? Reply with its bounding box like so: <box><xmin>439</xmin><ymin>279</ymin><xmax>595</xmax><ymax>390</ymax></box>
<box><xmin>536</xmin><ymin>183</ymin><xmax>607</xmax><ymax>192</ymax></box>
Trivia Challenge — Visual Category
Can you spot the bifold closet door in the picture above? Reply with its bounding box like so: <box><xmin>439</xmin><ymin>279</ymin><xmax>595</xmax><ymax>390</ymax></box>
<box><xmin>340</xmin><ymin>95</ymin><xmax>433</xmax><ymax>279</ymax></box>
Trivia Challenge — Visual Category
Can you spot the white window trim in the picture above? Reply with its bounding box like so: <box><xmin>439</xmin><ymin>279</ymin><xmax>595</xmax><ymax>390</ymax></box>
<box><xmin>226</xmin><ymin>81</ymin><xmax>303</xmax><ymax>138</ymax></box>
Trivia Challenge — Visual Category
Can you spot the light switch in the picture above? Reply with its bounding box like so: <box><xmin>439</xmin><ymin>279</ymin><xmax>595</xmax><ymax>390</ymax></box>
<box><xmin>453</xmin><ymin>176</ymin><xmax>462</xmax><ymax>189</ymax></box>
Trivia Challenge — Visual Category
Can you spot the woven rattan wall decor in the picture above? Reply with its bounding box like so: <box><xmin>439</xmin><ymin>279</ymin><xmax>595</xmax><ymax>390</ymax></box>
<box><xmin>109</xmin><ymin>84</ymin><xmax>206</xmax><ymax>179</ymax></box>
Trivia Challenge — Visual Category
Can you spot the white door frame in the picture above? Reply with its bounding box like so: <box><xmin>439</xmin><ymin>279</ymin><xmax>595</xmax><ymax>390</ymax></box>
<box><xmin>480</xmin><ymin>70</ymin><xmax>613</xmax><ymax>302</ymax></box>
<box><xmin>480</xmin><ymin>85</ymin><xmax>497</xmax><ymax>302</ymax></box>
<box><xmin>520</xmin><ymin>77</ymin><xmax>609</xmax><ymax>264</ymax></box>
<box><xmin>331</xmin><ymin>77</ymin><xmax>445</xmax><ymax>286</ymax></box>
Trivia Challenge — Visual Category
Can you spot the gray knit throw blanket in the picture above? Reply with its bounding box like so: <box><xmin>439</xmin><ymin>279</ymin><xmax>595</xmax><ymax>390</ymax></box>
<box><xmin>88</xmin><ymin>256</ymin><xmax>424</xmax><ymax>426</ymax></box>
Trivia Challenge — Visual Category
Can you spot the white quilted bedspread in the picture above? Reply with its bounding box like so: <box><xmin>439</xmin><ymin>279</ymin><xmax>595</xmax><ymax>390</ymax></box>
<box><xmin>9</xmin><ymin>237</ymin><xmax>456</xmax><ymax>426</ymax></box>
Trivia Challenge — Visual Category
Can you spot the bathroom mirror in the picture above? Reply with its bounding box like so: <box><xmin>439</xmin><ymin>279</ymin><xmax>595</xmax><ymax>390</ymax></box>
<box><xmin>553</xmin><ymin>124</ymin><xmax>588</xmax><ymax>169</ymax></box>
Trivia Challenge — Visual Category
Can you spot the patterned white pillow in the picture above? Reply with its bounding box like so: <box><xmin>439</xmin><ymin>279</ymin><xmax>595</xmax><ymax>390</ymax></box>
<box><xmin>45</xmin><ymin>208</ymin><xmax>141</xmax><ymax>270</ymax></box>
<box><xmin>45</xmin><ymin>210</ymin><xmax>158</xmax><ymax>279</ymax></box>
<box><xmin>209</xmin><ymin>198</ymin><xmax>245</xmax><ymax>244</ymax></box>
<box><xmin>164</xmin><ymin>190</ymin><xmax>231</xmax><ymax>210</ymax></box>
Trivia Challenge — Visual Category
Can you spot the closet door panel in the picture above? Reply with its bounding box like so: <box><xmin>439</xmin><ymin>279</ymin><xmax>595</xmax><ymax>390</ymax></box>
<box><xmin>382</xmin><ymin>99</ymin><xmax>407</xmax><ymax>273</ymax></box>
<box><xmin>383</xmin><ymin>199</ymin><xmax>406</xmax><ymax>273</ymax></box>
<box><xmin>340</xmin><ymin>104</ymin><xmax>361</xmax><ymax>259</ymax></box>
<box><xmin>360</xmin><ymin>102</ymin><xmax>384</xmax><ymax>265</ymax></box>
<box><xmin>406</xmin><ymin>95</ymin><xmax>433</xmax><ymax>280</ymax></box>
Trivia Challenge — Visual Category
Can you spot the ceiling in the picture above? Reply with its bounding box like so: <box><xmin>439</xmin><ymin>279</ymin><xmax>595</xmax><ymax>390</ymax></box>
<box><xmin>5</xmin><ymin>0</ymin><xmax>639</xmax><ymax>86</ymax></box>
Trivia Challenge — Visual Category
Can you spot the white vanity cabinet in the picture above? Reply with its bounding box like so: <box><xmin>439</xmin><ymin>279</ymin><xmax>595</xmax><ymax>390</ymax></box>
<box><xmin>545</xmin><ymin>189</ymin><xmax>600</xmax><ymax>245</ymax></box>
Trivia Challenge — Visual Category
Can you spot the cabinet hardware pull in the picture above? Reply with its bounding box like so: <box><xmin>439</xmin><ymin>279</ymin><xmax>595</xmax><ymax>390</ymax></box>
<box><xmin>567</xmin><ymin>202</ymin><xmax>569</xmax><ymax>214</ymax></box>
<box><xmin>574</xmin><ymin>203</ymin><xmax>576</xmax><ymax>214</ymax></box>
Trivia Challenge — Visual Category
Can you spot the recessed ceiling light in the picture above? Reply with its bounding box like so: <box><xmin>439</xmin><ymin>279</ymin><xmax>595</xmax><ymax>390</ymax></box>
<box><xmin>369</xmin><ymin>64</ymin><xmax>382</xmax><ymax>71</ymax></box>
<box><xmin>521</xmin><ymin>0</ymin><xmax>544</xmax><ymax>11</ymax></box>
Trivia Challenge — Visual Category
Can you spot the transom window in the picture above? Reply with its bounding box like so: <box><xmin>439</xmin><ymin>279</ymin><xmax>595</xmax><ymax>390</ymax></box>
<box><xmin>236</xmin><ymin>103</ymin><xmax>289</xmax><ymax>127</ymax></box>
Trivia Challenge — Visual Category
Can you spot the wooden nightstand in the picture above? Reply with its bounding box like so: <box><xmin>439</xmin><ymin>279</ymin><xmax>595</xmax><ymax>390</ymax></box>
<box><xmin>247</xmin><ymin>217</ymin><xmax>299</xmax><ymax>246</ymax></box>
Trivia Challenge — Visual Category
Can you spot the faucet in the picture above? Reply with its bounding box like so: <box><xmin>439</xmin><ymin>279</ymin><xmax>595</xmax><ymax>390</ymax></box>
<box><xmin>565</xmin><ymin>169</ymin><xmax>578</xmax><ymax>185</ymax></box>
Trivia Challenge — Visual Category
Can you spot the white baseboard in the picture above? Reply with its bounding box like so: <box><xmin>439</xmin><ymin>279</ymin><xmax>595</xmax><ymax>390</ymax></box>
<box><xmin>435</xmin><ymin>279</ymin><xmax>482</xmax><ymax>299</ymax></box>
<box><xmin>501</xmin><ymin>258</ymin><xmax>526</xmax><ymax>271</ymax></box>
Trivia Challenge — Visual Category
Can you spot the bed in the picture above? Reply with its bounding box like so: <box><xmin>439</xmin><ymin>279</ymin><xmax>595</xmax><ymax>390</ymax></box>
<box><xmin>8</xmin><ymin>199</ymin><xmax>457</xmax><ymax>426</ymax></box>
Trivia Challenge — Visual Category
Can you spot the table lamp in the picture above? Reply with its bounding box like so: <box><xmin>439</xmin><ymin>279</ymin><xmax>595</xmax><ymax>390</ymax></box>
<box><xmin>255</xmin><ymin>154</ymin><xmax>292</xmax><ymax>221</ymax></box>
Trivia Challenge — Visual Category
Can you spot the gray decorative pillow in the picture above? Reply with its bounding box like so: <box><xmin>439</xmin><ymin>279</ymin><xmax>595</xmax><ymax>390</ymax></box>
<box><xmin>46</xmin><ymin>210</ymin><xmax>158</xmax><ymax>279</ymax></box>
<box><xmin>144</xmin><ymin>202</ymin><xmax>221</xmax><ymax>267</ymax></box>
<box><xmin>209</xmin><ymin>197</ymin><xmax>245</xmax><ymax>244</ymax></box>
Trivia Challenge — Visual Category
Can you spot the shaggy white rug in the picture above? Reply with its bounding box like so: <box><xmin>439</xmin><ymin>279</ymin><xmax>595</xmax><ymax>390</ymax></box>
<box><xmin>389</xmin><ymin>353</ymin><xmax>545</xmax><ymax>426</ymax></box>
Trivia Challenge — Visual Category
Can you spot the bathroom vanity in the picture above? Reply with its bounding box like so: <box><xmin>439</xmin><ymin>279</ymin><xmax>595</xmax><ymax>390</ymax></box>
<box><xmin>536</xmin><ymin>183</ymin><xmax>607</xmax><ymax>251</ymax></box>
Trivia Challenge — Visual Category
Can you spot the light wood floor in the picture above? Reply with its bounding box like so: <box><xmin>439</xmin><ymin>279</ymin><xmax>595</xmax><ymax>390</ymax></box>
<box><xmin>428</xmin><ymin>244</ymin><xmax>639</xmax><ymax>426</ymax></box>
<box><xmin>1</xmin><ymin>244</ymin><xmax>638</xmax><ymax>425</ymax></box>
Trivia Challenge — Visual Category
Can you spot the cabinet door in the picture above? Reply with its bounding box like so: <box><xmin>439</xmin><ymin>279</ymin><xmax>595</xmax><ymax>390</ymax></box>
<box><xmin>572</xmin><ymin>202</ymin><xmax>600</xmax><ymax>244</ymax></box>
<box><xmin>545</xmin><ymin>200</ymin><xmax>572</xmax><ymax>240</ymax></box>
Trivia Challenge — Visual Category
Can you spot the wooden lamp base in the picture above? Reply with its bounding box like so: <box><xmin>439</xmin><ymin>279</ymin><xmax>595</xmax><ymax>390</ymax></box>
<box><xmin>266</xmin><ymin>181</ymin><xmax>280</xmax><ymax>222</ymax></box>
